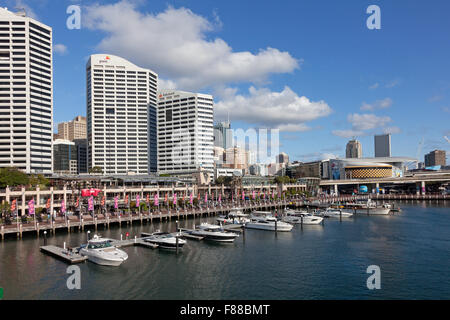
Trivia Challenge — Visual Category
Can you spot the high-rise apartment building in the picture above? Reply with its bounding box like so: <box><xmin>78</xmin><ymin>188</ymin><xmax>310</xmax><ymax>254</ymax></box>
<box><xmin>56</xmin><ymin>116</ymin><xmax>86</xmax><ymax>141</ymax></box>
<box><xmin>374</xmin><ymin>134</ymin><xmax>391</xmax><ymax>157</ymax></box>
<box><xmin>86</xmin><ymin>54</ymin><xmax>157</xmax><ymax>175</ymax></box>
<box><xmin>0</xmin><ymin>8</ymin><xmax>53</xmax><ymax>174</ymax></box>
<box><xmin>157</xmin><ymin>90</ymin><xmax>214</xmax><ymax>174</ymax></box>
<box><xmin>424</xmin><ymin>150</ymin><xmax>446</xmax><ymax>167</ymax></box>
<box><xmin>346</xmin><ymin>139</ymin><xmax>362</xmax><ymax>158</ymax></box>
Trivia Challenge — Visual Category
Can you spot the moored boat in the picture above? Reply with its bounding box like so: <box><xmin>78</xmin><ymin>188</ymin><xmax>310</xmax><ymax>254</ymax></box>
<box><xmin>191</xmin><ymin>223</ymin><xmax>239</xmax><ymax>242</ymax></box>
<box><xmin>144</xmin><ymin>231</ymin><xmax>186</xmax><ymax>250</ymax></box>
<box><xmin>79</xmin><ymin>235</ymin><xmax>128</xmax><ymax>266</ymax></box>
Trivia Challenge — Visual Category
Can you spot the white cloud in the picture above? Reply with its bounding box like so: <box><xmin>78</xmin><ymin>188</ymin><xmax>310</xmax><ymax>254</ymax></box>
<box><xmin>214</xmin><ymin>86</ymin><xmax>332</xmax><ymax>132</ymax></box>
<box><xmin>383</xmin><ymin>126</ymin><xmax>401</xmax><ymax>134</ymax></box>
<box><xmin>53</xmin><ymin>44</ymin><xmax>68</xmax><ymax>55</ymax></box>
<box><xmin>157</xmin><ymin>78</ymin><xmax>177</xmax><ymax>90</ymax></box>
<box><xmin>332</xmin><ymin>113</ymin><xmax>394</xmax><ymax>138</ymax></box>
<box><xmin>83</xmin><ymin>1</ymin><xmax>299</xmax><ymax>91</ymax></box>
<box><xmin>332</xmin><ymin>129</ymin><xmax>364</xmax><ymax>138</ymax></box>
<box><xmin>369</xmin><ymin>83</ymin><xmax>379</xmax><ymax>90</ymax></box>
<box><xmin>360</xmin><ymin>97</ymin><xmax>392</xmax><ymax>111</ymax></box>
<box><xmin>348</xmin><ymin>113</ymin><xmax>392</xmax><ymax>131</ymax></box>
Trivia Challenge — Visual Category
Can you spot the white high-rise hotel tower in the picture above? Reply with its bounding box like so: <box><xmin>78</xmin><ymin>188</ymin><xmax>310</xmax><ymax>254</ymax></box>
<box><xmin>87</xmin><ymin>54</ymin><xmax>158</xmax><ymax>175</ymax></box>
<box><xmin>0</xmin><ymin>8</ymin><xmax>53</xmax><ymax>173</ymax></box>
<box><xmin>157</xmin><ymin>90</ymin><xmax>214</xmax><ymax>174</ymax></box>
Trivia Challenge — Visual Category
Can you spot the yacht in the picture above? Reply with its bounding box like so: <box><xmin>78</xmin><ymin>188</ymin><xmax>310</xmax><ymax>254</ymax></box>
<box><xmin>245</xmin><ymin>215</ymin><xmax>293</xmax><ymax>232</ymax></box>
<box><xmin>191</xmin><ymin>223</ymin><xmax>239</xmax><ymax>242</ymax></box>
<box><xmin>318</xmin><ymin>208</ymin><xmax>353</xmax><ymax>218</ymax></box>
<box><xmin>282</xmin><ymin>210</ymin><xmax>323</xmax><ymax>225</ymax></box>
<box><xmin>144</xmin><ymin>231</ymin><xmax>187</xmax><ymax>250</ymax></box>
<box><xmin>79</xmin><ymin>235</ymin><xmax>128</xmax><ymax>266</ymax></box>
<box><xmin>217</xmin><ymin>208</ymin><xmax>250</xmax><ymax>225</ymax></box>
<box><xmin>353</xmin><ymin>199</ymin><xmax>391</xmax><ymax>215</ymax></box>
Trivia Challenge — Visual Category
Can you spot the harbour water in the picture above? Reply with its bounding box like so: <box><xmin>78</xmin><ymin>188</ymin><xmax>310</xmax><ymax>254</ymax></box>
<box><xmin>0</xmin><ymin>201</ymin><xmax>449</xmax><ymax>300</ymax></box>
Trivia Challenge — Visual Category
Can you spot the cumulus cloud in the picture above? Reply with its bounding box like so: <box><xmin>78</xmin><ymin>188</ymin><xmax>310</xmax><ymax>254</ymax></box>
<box><xmin>332</xmin><ymin>129</ymin><xmax>364</xmax><ymax>138</ymax></box>
<box><xmin>214</xmin><ymin>86</ymin><xmax>332</xmax><ymax>132</ymax></box>
<box><xmin>83</xmin><ymin>1</ymin><xmax>299</xmax><ymax>91</ymax></box>
<box><xmin>348</xmin><ymin>113</ymin><xmax>392</xmax><ymax>131</ymax></box>
<box><xmin>332</xmin><ymin>113</ymin><xmax>394</xmax><ymax>138</ymax></box>
<box><xmin>157</xmin><ymin>78</ymin><xmax>177</xmax><ymax>90</ymax></box>
<box><xmin>383</xmin><ymin>126</ymin><xmax>401</xmax><ymax>134</ymax></box>
<box><xmin>360</xmin><ymin>97</ymin><xmax>392</xmax><ymax>111</ymax></box>
<box><xmin>53</xmin><ymin>44</ymin><xmax>68</xmax><ymax>55</ymax></box>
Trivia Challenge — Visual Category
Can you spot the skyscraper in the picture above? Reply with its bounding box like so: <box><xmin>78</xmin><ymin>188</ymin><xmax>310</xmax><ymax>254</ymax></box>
<box><xmin>374</xmin><ymin>134</ymin><xmax>391</xmax><ymax>157</ymax></box>
<box><xmin>0</xmin><ymin>8</ymin><xmax>53</xmax><ymax>174</ymax></box>
<box><xmin>346</xmin><ymin>139</ymin><xmax>362</xmax><ymax>158</ymax></box>
<box><xmin>213</xmin><ymin>121</ymin><xmax>232</xmax><ymax>149</ymax></box>
<box><xmin>157</xmin><ymin>90</ymin><xmax>214</xmax><ymax>174</ymax></box>
<box><xmin>56</xmin><ymin>116</ymin><xmax>86</xmax><ymax>141</ymax></box>
<box><xmin>86</xmin><ymin>54</ymin><xmax>157</xmax><ymax>175</ymax></box>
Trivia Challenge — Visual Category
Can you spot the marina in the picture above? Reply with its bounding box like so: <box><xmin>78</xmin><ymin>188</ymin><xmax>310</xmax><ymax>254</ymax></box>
<box><xmin>1</xmin><ymin>201</ymin><xmax>448</xmax><ymax>299</ymax></box>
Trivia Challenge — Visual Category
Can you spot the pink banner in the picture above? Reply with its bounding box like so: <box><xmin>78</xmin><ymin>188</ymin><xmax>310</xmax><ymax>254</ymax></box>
<box><xmin>173</xmin><ymin>193</ymin><xmax>177</xmax><ymax>205</ymax></box>
<box><xmin>218</xmin><ymin>194</ymin><xmax>221</xmax><ymax>202</ymax></box>
<box><xmin>88</xmin><ymin>196</ymin><xmax>94</xmax><ymax>211</ymax></box>
<box><xmin>204</xmin><ymin>193</ymin><xmax>208</xmax><ymax>203</ymax></box>
<box><xmin>61</xmin><ymin>200</ymin><xmax>66</xmax><ymax>213</ymax></box>
<box><xmin>114</xmin><ymin>196</ymin><xmax>118</xmax><ymax>209</ymax></box>
<box><xmin>242</xmin><ymin>191</ymin><xmax>245</xmax><ymax>201</ymax></box>
<box><xmin>190</xmin><ymin>192</ymin><xmax>193</xmax><ymax>204</ymax></box>
<box><xmin>28</xmin><ymin>198</ymin><xmax>35</xmax><ymax>215</ymax></box>
<box><xmin>136</xmin><ymin>195</ymin><xmax>140</xmax><ymax>207</ymax></box>
<box><xmin>252</xmin><ymin>190</ymin><xmax>255</xmax><ymax>199</ymax></box>
<box><xmin>154</xmin><ymin>193</ymin><xmax>159</xmax><ymax>206</ymax></box>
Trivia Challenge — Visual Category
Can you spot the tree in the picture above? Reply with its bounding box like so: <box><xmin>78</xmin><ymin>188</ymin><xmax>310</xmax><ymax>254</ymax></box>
<box><xmin>89</xmin><ymin>166</ymin><xmax>103</xmax><ymax>174</ymax></box>
<box><xmin>0</xmin><ymin>167</ymin><xmax>29</xmax><ymax>188</ymax></box>
<box><xmin>215</xmin><ymin>176</ymin><xmax>233</xmax><ymax>185</ymax></box>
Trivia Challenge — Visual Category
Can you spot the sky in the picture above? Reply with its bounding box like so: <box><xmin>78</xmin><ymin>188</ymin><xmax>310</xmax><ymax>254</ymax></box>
<box><xmin>5</xmin><ymin>0</ymin><xmax>450</xmax><ymax>163</ymax></box>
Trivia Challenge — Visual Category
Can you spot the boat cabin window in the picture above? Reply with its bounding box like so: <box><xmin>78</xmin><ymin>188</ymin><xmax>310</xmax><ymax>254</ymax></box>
<box><xmin>88</xmin><ymin>241</ymin><xmax>112</xmax><ymax>249</ymax></box>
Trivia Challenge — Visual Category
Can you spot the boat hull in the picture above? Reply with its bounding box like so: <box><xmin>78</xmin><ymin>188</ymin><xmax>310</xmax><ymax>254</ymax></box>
<box><xmin>283</xmin><ymin>216</ymin><xmax>323</xmax><ymax>225</ymax></box>
<box><xmin>355</xmin><ymin>208</ymin><xmax>390</xmax><ymax>215</ymax></box>
<box><xmin>245</xmin><ymin>222</ymin><xmax>293</xmax><ymax>232</ymax></box>
<box><xmin>80</xmin><ymin>250</ymin><xmax>128</xmax><ymax>266</ymax></box>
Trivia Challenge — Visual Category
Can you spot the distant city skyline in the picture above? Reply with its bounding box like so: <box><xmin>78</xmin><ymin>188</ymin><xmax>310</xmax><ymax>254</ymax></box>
<box><xmin>5</xmin><ymin>0</ymin><xmax>448</xmax><ymax>164</ymax></box>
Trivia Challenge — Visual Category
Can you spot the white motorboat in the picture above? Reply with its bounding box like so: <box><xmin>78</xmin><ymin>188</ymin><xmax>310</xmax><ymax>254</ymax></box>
<box><xmin>318</xmin><ymin>208</ymin><xmax>353</xmax><ymax>218</ymax></box>
<box><xmin>79</xmin><ymin>235</ymin><xmax>128</xmax><ymax>266</ymax></box>
<box><xmin>144</xmin><ymin>231</ymin><xmax>186</xmax><ymax>250</ymax></box>
<box><xmin>282</xmin><ymin>210</ymin><xmax>323</xmax><ymax>225</ymax></box>
<box><xmin>245</xmin><ymin>215</ymin><xmax>293</xmax><ymax>232</ymax></box>
<box><xmin>353</xmin><ymin>199</ymin><xmax>391</xmax><ymax>215</ymax></box>
<box><xmin>216</xmin><ymin>208</ymin><xmax>250</xmax><ymax>225</ymax></box>
<box><xmin>191</xmin><ymin>223</ymin><xmax>239</xmax><ymax>242</ymax></box>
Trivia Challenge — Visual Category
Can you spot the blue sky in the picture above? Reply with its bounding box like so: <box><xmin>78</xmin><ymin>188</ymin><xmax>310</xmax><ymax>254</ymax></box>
<box><xmin>7</xmin><ymin>0</ymin><xmax>450</xmax><ymax>163</ymax></box>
